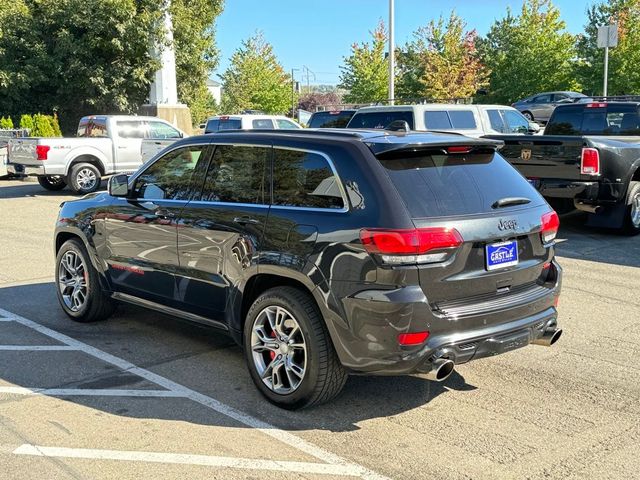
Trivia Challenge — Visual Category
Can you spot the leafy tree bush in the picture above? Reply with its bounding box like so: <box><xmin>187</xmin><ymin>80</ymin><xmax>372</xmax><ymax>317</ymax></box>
<box><xmin>0</xmin><ymin>116</ymin><xmax>13</xmax><ymax>129</ymax></box>
<box><xmin>19</xmin><ymin>114</ymin><xmax>35</xmax><ymax>131</ymax></box>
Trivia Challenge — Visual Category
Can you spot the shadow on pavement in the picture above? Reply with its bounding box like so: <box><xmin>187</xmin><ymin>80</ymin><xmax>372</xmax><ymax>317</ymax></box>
<box><xmin>0</xmin><ymin>281</ymin><xmax>476</xmax><ymax>433</ymax></box>
<box><xmin>555</xmin><ymin>210</ymin><xmax>640</xmax><ymax>268</ymax></box>
<box><xmin>0</xmin><ymin>181</ymin><xmax>106</xmax><ymax>199</ymax></box>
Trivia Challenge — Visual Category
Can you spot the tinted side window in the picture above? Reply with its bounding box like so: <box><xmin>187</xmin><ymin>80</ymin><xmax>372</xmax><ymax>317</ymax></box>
<box><xmin>424</xmin><ymin>111</ymin><xmax>452</xmax><ymax>129</ymax></box>
<box><xmin>347</xmin><ymin>111</ymin><xmax>415</xmax><ymax>130</ymax></box>
<box><xmin>534</xmin><ymin>94</ymin><xmax>552</xmax><ymax>103</ymax></box>
<box><xmin>116</xmin><ymin>121</ymin><xmax>147</xmax><ymax>139</ymax></box>
<box><xmin>252</xmin><ymin>119</ymin><xmax>274</xmax><ymax>129</ymax></box>
<box><xmin>149</xmin><ymin>121</ymin><xmax>181</xmax><ymax>139</ymax></box>
<box><xmin>134</xmin><ymin>146</ymin><xmax>204</xmax><ymax>200</ymax></box>
<box><xmin>200</xmin><ymin>145</ymin><xmax>269</xmax><ymax>204</ymax></box>
<box><xmin>449</xmin><ymin>111</ymin><xmax>476</xmax><ymax>129</ymax></box>
<box><xmin>487</xmin><ymin>110</ymin><xmax>506</xmax><ymax>133</ymax></box>
<box><xmin>273</xmin><ymin>149</ymin><xmax>344</xmax><ymax>209</ymax></box>
<box><xmin>309</xmin><ymin>112</ymin><xmax>354</xmax><ymax>128</ymax></box>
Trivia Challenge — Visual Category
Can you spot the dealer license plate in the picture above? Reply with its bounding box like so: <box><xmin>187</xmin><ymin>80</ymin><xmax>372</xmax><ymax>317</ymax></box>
<box><xmin>486</xmin><ymin>240</ymin><xmax>519</xmax><ymax>271</ymax></box>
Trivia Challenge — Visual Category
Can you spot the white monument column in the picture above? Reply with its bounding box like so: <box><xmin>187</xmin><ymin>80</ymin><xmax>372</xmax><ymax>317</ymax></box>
<box><xmin>140</xmin><ymin>3</ymin><xmax>192</xmax><ymax>134</ymax></box>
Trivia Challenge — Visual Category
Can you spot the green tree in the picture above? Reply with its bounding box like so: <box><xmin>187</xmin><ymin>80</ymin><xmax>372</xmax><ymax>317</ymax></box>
<box><xmin>171</xmin><ymin>0</ymin><xmax>223</xmax><ymax>125</ymax></box>
<box><xmin>576</xmin><ymin>0</ymin><xmax>640</xmax><ymax>95</ymax></box>
<box><xmin>0</xmin><ymin>116</ymin><xmax>13</xmax><ymax>128</ymax></box>
<box><xmin>397</xmin><ymin>12</ymin><xmax>488</xmax><ymax>100</ymax></box>
<box><xmin>479</xmin><ymin>0</ymin><xmax>579</xmax><ymax>104</ymax></box>
<box><xmin>220</xmin><ymin>32</ymin><xmax>293</xmax><ymax>114</ymax></box>
<box><xmin>339</xmin><ymin>21</ymin><xmax>389</xmax><ymax>103</ymax></box>
<box><xmin>19</xmin><ymin>114</ymin><xmax>34</xmax><ymax>131</ymax></box>
<box><xmin>31</xmin><ymin>114</ymin><xmax>55</xmax><ymax>137</ymax></box>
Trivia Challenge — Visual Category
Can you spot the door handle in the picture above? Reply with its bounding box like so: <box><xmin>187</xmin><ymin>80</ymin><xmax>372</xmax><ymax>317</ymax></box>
<box><xmin>233</xmin><ymin>216</ymin><xmax>259</xmax><ymax>225</ymax></box>
<box><xmin>117</xmin><ymin>146</ymin><xmax>127</xmax><ymax>149</ymax></box>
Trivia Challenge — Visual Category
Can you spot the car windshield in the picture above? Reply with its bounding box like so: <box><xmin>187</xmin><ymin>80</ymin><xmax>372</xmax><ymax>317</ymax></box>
<box><xmin>377</xmin><ymin>150</ymin><xmax>544</xmax><ymax>218</ymax></box>
<box><xmin>546</xmin><ymin>104</ymin><xmax>640</xmax><ymax>136</ymax></box>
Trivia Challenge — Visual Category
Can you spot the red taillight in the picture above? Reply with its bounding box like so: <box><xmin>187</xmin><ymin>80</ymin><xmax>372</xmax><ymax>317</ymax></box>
<box><xmin>541</xmin><ymin>211</ymin><xmax>560</xmax><ymax>244</ymax></box>
<box><xmin>553</xmin><ymin>296</ymin><xmax>560</xmax><ymax>308</ymax></box>
<box><xmin>581</xmin><ymin>148</ymin><xmax>599</xmax><ymax>175</ymax></box>
<box><xmin>36</xmin><ymin>145</ymin><xmax>50</xmax><ymax>161</ymax></box>
<box><xmin>398</xmin><ymin>331</ymin><xmax>430</xmax><ymax>346</ymax></box>
<box><xmin>360</xmin><ymin>227</ymin><xmax>462</xmax><ymax>265</ymax></box>
<box><xmin>586</xmin><ymin>102</ymin><xmax>607</xmax><ymax>108</ymax></box>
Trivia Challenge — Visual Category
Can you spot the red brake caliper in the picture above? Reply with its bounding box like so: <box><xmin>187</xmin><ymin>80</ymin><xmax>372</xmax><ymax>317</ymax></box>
<box><xmin>269</xmin><ymin>328</ymin><xmax>276</xmax><ymax>360</ymax></box>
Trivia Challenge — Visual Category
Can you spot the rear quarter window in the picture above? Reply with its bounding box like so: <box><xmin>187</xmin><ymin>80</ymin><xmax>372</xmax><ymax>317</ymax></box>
<box><xmin>378</xmin><ymin>150</ymin><xmax>544</xmax><ymax>218</ymax></box>
<box><xmin>424</xmin><ymin>110</ymin><xmax>476</xmax><ymax>130</ymax></box>
<box><xmin>205</xmin><ymin>118</ymin><xmax>242</xmax><ymax>133</ymax></box>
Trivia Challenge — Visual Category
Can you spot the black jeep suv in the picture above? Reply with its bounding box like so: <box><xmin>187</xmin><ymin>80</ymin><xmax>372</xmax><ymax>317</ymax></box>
<box><xmin>54</xmin><ymin>129</ymin><xmax>563</xmax><ymax>409</ymax></box>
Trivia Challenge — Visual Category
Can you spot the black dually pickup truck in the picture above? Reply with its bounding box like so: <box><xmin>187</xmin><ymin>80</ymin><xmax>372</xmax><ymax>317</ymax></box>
<box><xmin>489</xmin><ymin>100</ymin><xmax>640</xmax><ymax>234</ymax></box>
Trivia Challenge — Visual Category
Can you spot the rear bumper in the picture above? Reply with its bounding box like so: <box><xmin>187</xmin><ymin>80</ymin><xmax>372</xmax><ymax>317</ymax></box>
<box><xmin>537</xmin><ymin>179</ymin><xmax>623</xmax><ymax>204</ymax></box>
<box><xmin>7</xmin><ymin>164</ymin><xmax>45</xmax><ymax>176</ymax></box>
<box><xmin>334</xmin><ymin>261</ymin><xmax>562</xmax><ymax>375</ymax></box>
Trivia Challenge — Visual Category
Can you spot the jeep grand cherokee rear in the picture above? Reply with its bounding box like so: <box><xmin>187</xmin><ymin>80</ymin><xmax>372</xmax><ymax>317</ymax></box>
<box><xmin>53</xmin><ymin>129</ymin><xmax>562</xmax><ymax>409</ymax></box>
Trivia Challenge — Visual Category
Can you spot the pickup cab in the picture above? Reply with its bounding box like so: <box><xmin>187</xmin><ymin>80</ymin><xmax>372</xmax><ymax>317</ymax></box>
<box><xmin>488</xmin><ymin>100</ymin><xmax>640</xmax><ymax>234</ymax></box>
<box><xmin>7</xmin><ymin>115</ymin><xmax>185</xmax><ymax>194</ymax></box>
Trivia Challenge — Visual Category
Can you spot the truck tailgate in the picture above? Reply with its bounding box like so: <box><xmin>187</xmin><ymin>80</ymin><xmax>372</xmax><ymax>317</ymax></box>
<box><xmin>8</xmin><ymin>138</ymin><xmax>40</xmax><ymax>166</ymax></box>
<box><xmin>485</xmin><ymin>135</ymin><xmax>585</xmax><ymax>181</ymax></box>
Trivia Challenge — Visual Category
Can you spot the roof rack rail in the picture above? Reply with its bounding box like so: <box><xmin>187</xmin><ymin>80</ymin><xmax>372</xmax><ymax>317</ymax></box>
<box><xmin>212</xmin><ymin>128</ymin><xmax>370</xmax><ymax>139</ymax></box>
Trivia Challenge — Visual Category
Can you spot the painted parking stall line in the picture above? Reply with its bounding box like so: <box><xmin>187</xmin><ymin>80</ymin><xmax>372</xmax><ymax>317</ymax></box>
<box><xmin>0</xmin><ymin>345</ymin><xmax>78</xmax><ymax>351</ymax></box>
<box><xmin>0</xmin><ymin>387</ymin><xmax>185</xmax><ymax>398</ymax></box>
<box><xmin>13</xmin><ymin>444</ymin><xmax>366</xmax><ymax>477</ymax></box>
<box><xmin>0</xmin><ymin>308</ymin><xmax>390</xmax><ymax>480</ymax></box>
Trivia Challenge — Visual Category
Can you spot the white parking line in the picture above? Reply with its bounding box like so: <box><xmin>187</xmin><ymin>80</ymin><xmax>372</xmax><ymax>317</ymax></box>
<box><xmin>13</xmin><ymin>444</ymin><xmax>365</xmax><ymax>477</ymax></box>
<box><xmin>0</xmin><ymin>307</ymin><xmax>390</xmax><ymax>480</ymax></box>
<box><xmin>0</xmin><ymin>345</ymin><xmax>78</xmax><ymax>351</ymax></box>
<box><xmin>0</xmin><ymin>387</ymin><xmax>184</xmax><ymax>398</ymax></box>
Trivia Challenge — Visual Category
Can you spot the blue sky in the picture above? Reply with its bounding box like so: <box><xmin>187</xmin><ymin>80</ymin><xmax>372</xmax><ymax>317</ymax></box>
<box><xmin>213</xmin><ymin>0</ymin><xmax>595</xmax><ymax>85</ymax></box>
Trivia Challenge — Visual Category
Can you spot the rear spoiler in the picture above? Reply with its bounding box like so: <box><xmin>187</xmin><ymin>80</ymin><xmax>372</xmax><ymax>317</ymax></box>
<box><xmin>368</xmin><ymin>137</ymin><xmax>504</xmax><ymax>157</ymax></box>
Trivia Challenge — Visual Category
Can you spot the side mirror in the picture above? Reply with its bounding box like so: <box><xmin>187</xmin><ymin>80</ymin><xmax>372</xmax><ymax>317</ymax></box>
<box><xmin>108</xmin><ymin>174</ymin><xmax>129</xmax><ymax>197</ymax></box>
<box><xmin>386</xmin><ymin>120</ymin><xmax>410</xmax><ymax>132</ymax></box>
<box><xmin>528</xmin><ymin>122</ymin><xmax>541</xmax><ymax>134</ymax></box>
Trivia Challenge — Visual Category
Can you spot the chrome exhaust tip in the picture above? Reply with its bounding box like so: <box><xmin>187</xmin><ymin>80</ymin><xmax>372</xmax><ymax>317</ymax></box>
<box><xmin>425</xmin><ymin>358</ymin><xmax>455</xmax><ymax>382</ymax></box>
<box><xmin>533</xmin><ymin>328</ymin><xmax>563</xmax><ymax>347</ymax></box>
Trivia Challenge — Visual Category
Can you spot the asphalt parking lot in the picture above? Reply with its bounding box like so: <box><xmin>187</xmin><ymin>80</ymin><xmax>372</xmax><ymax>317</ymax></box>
<box><xmin>1</xmin><ymin>179</ymin><xmax>639</xmax><ymax>480</ymax></box>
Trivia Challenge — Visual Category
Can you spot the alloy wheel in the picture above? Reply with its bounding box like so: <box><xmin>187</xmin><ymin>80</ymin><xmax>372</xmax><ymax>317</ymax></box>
<box><xmin>251</xmin><ymin>305</ymin><xmax>307</xmax><ymax>394</ymax></box>
<box><xmin>76</xmin><ymin>168</ymin><xmax>97</xmax><ymax>191</ymax></box>
<box><xmin>58</xmin><ymin>251</ymin><xmax>88</xmax><ymax>312</ymax></box>
<box><xmin>631</xmin><ymin>192</ymin><xmax>640</xmax><ymax>228</ymax></box>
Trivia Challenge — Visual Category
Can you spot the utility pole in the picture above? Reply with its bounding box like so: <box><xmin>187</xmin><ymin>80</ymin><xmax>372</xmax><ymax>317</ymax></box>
<box><xmin>388</xmin><ymin>0</ymin><xmax>395</xmax><ymax>105</ymax></box>
<box><xmin>291</xmin><ymin>68</ymin><xmax>299</xmax><ymax>119</ymax></box>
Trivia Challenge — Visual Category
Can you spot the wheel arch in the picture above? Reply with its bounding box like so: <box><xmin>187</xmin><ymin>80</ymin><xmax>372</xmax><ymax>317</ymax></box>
<box><xmin>55</xmin><ymin>228</ymin><xmax>112</xmax><ymax>291</ymax></box>
<box><xmin>65</xmin><ymin>154</ymin><xmax>107</xmax><ymax>176</ymax></box>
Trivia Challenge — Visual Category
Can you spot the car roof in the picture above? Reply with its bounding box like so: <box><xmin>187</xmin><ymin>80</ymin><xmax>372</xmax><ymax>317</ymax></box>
<box><xmin>353</xmin><ymin>104</ymin><xmax>518</xmax><ymax>113</ymax></box>
<box><xmin>81</xmin><ymin>115</ymin><xmax>166</xmax><ymax>122</ymax></box>
<box><xmin>171</xmin><ymin>128</ymin><xmax>502</xmax><ymax>155</ymax></box>
<box><xmin>206</xmin><ymin>114</ymin><xmax>291</xmax><ymax>120</ymax></box>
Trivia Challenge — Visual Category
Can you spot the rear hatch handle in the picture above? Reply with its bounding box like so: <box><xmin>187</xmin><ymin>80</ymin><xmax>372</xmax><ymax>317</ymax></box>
<box><xmin>491</xmin><ymin>197</ymin><xmax>531</xmax><ymax>209</ymax></box>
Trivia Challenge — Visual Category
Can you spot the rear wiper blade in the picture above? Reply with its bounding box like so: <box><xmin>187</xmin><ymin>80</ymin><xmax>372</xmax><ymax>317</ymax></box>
<box><xmin>491</xmin><ymin>197</ymin><xmax>531</xmax><ymax>209</ymax></box>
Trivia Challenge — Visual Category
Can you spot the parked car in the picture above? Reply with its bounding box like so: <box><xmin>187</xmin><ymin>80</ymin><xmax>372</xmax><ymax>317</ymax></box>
<box><xmin>54</xmin><ymin>128</ymin><xmax>562</xmax><ymax>409</ymax></box>
<box><xmin>307</xmin><ymin>110</ymin><xmax>356</xmax><ymax>128</ymax></box>
<box><xmin>346</xmin><ymin>104</ymin><xmax>541</xmax><ymax>136</ymax></box>
<box><xmin>142</xmin><ymin>114</ymin><xmax>303</xmax><ymax>163</ymax></box>
<box><xmin>7</xmin><ymin>115</ymin><xmax>186</xmax><ymax>194</ymax></box>
<box><xmin>512</xmin><ymin>91</ymin><xmax>587</xmax><ymax>123</ymax></box>
<box><xmin>487</xmin><ymin>100</ymin><xmax>640</xmax><ymax>234</ymax></box>
<box><xmin>204</xmin><ymin>114</ymin><xmax>301</xmax><ymax>133</ymax></box>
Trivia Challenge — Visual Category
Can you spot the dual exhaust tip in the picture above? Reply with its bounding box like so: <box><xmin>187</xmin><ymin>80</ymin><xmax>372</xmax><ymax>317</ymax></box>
<box><xmin>426</xmin><ymin>327</ymin><xmax>562</xmax><ymax>383</ymax></box>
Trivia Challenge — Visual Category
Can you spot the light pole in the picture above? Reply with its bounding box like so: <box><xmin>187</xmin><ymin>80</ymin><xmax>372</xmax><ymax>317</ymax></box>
<box><xmin>291</xmin><ymin>68</ymin><xmax>299</xmax><ymax>119</ymax></box>
<box><xmin>388</xmin><ymin>0</ymin><xmax>395</xmax><ymax>105</ymax></box>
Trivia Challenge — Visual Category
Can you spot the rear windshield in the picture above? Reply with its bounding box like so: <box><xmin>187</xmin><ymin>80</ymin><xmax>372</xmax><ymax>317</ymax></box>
<box><xmin>205</xmin><ymin>118</ymin><xmax>242</xmax><ymax>133</ymax></box>
<box><xmin>347</xmin><ymin>111</ymin><xmax>415</xmax><ymax>130</ymax></box>
<box><xmin>546</xmin><ymin>104</ymin><xmax>640</xmax><ymax>135</ymax></box>
<box><xmin>308</xmin><ymin>111</ymin><xmax>355</xmax><ymax>128</ymax></box>
<box><xmin>77</xmin><ymin>118</ymin><xmax>108</xmax><ymax>138</ymax></box>
<box><xmin>378</xmin><ymin>150</ymin><xmax>542</xmax><ymax>218</ymax></box>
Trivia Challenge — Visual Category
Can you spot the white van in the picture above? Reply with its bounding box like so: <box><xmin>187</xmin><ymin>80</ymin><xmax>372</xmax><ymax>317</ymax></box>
<box><xmin>346</xmin><ymin>104</ymin><xmax>540</xmax><ymax>136</ymax></box>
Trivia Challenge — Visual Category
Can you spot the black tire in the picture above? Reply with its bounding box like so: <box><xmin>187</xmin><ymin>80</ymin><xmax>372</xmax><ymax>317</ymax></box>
<box><xmin>55</xmin><ymin>239</ymin><xmax>115</xmax><ymax>322</ymax></box>
<box><xmin>244</xmin><ymin>286</ymin><xmax>347</xmax><ymax>409</ymax></box>
<box><xmin>522</xmin><ymin>111</ymin><xmax>534</xmax><ymax>121</ymax></box>
<box><xmin>623</xmin><ymin>181</ymin><xmax>640</xmax><ymax>235</ymax></box>
<box><xmin>68</xmin><ymin>162</ymin><xmax>101</xmax><ymax>194</ymax></box>
<box><xmin>37</xmin><ymin>175</ymin><xmax>67</xmax><ymax>191</ymax></box>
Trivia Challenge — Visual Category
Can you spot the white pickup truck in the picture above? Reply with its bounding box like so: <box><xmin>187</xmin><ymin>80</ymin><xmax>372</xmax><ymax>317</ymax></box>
<box><xmin>7</xmin><ymin>115</ymin><xmax>186</xmax><ymax>194</ymax></box>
